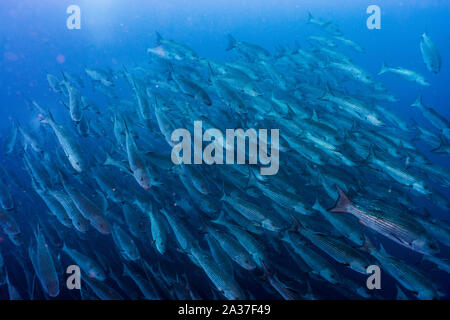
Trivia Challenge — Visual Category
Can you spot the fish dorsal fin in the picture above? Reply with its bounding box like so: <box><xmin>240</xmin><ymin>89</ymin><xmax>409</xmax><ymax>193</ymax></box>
<box><xmin>379</xmin><ymin>243</ymin><xmax>389</xmax><ymax>256</ymax></box>
<box><xmin>440</xmin><ymin>133</ymin><xmax>449</xmax><ymax>144</ymax></box>
<box><xmin>411</xmin><ymin>94</ymin><xmax>423</xmax><ymax>108</ymax></box>
<box><xmin>155</xmin><ymin>31</ymin><xmax>163</xmax><ymax>45</ymax></box>
<box><xmin>312</xmin><ymin>109</ymin><xmax>319</xmax><ymax>122</ymax></box>
<box><xmin>312</xmin><ymin>198</ymin><xmax>324</xmax><ymax>212</ymax></box>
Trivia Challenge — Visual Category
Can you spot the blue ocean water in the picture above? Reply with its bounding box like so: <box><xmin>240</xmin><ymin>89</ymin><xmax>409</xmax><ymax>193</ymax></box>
<box><xmin>0</xmin><ymin>0</ymin><xmax>449</xmax><ymax>300</ymax></box>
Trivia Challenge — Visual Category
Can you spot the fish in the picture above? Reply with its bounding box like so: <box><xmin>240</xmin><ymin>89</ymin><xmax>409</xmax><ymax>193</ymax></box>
<box><xmin>40</xmin><ymin>110</ymin><xmax>85</xmax><ymax>173</ymax></box>
<box><xmin>282</xmin><ymin>231</ymin><xmax>341</xmax><ymax>284</ymax></box>
<box><xmin>3</xmin><ymin>121</ymin><xmax>18</xmax><ymax>155</ymax></box>
<box><xmin>160</xmin><ymin>208</ymin><xmax>197</xmax><ymax>252</ymax></box>
<box><xmin>420</xmin><ymin>33</ymin><xmax>441</xmax><ymax>74</ymax></box>
<box><xmin>0</xmin><ymin>209</ymin><xmax>21</xmax><ymax>246</ymax></box>
<box><xmin>411</xmin><ymin>94</ymin><xmax>450</xmax><ymax>138</ymax></box>
<box><xmin>423</xmin><ymin>255</ymin><xmax>450</xmax><ymax>274</ymax></box>
<box><xmin>84</xmin><ymin>276</ymin><xmax>123</xmax><ymax>300</ymax></box>
<box><xmin>297</xmin><ymin>224</ymin><xmax>371</xmax><ymax>274</ymax></box>
<box><xmin>122</xmin><ymin>263</ymin><xmax>159</xmax><ymax>299</ymax></box>
<box><xmin>85</xmin><ymin>68</ymin><xmax>114</xmax><ymax>87</ymax></box>
<box><xmin>212</xmin><ymin>212</ymin><xmax>266</xmax><ymax>267</ymax></box>
<box><xmin>59</xmin><ymin>171</ymin><xmax>110</xmax><ymax>234</ymax></box>
<box><xmin>62</xmin><ymin>244</ymin><xmax>106</xmax><ymax>280</ymax></box>
<box><xmin>111</xmin><ymin>224</ymin><xmax>141</xmax><ymax>261</ymax></box>
<box><xmin>0</xmin><ymin>177</ymin><xmax>15</xmax><ymax>211</ymax></box>
<box><xmin>147</xmin><ymin>31</ymin><xmax>198</xmax><ymax>61</ymax></box>
<box><xmin>364</xmin><ymin>239</ymin><xmax>440</xmax><ymax>300</ymax></box>
<box><xmin>226</xmin><ymin>35</ymin><xmax>271</xmax><ymax>61</ymax></box>
<box><xmin>50</xmin><ymin>190</ymin><xmax>90</xmax><ymax>233</ymax></box>
<box><xmin>16</xmin><ymin>120</ymin><xmax>43</xmax><ymax>153</ymax></box>
<box><xmin>123</xmin><ymin>119</ymin><xmax>153</xmax><ymax>190</ymax></box>
<box><xmin>190</xmin><ymin>246</ymin><xmax>245</xmax><ymax>300</ymax></box>
<box><xmin>147</xmin><ymin>203</ymin><xmax>168</xmax><ymax>255</ymax></box>
<box><xmin>60</xmin><ymin>74</ymin><xmax>84</xmax><ymax>123</ymax></box>
<box><xmin>333</xmin><ymin>35</ymin><xmax>364</xmax><ymax>52</ymax></box>
<box><xmin>170</xmin><ymin>72</ymin><xmax>212</xmax><ymax>106</ymax></box>
<box><xmin>261</xmin><ymin>262</ymin><xmax>302</xmax><ymax>300</ymax></box>
<box><xmin>31</xmin><ymin>227</ymin><xmax>60</xmax><ymax>297</ymax></box>
<box><xmin>329</xmin><ymin>189</ymin><xmax>439</xmax><ymax>255</ymax></box>
<box><xmin>431</xmin><ymin>135</ymin><xmax>450</xmax><ymax>155</ymax></box>
<box><xmin>312</xmin><ymin>199</ymin><xmax>364</xmax><ymax>246</ymax></box>
<box><xmin>47</xmin><ymin>73</ymin><xmax>62</xmax><ymax>93</ymax></box>
<box><xmin>378</xmin><ymin>62</ymin><xmax>430</xmax><ymax>86</ymax></box>
<box><xmin>206</xmin><ymin>226</ymin><xmax>257</xmax><ymax>270</ymax></box>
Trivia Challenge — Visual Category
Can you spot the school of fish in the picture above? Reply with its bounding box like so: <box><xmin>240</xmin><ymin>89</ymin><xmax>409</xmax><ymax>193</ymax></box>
<box><xmin>0</xmin><ymin>13</ymin><xmax>449</xmax><ymax>300</ymax></box>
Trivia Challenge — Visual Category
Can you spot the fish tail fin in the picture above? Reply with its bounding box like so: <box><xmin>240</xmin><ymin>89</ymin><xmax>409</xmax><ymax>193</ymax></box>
<box><xmin>431</xmin><ymin>134</ymin><xmax>450</xmax><ymax>153</ymax></box>
<box><xmin>226</xmin><ymin>34</ymin><xmax>237</xmax><ymax>51</ymax></box>
<box><xmin>220</xmin><ymin>182</ymin><xmax>228</xmax><ymax>201</ymax></box>
<box><xmin>155</xmin><ymin>31</ymin><xmax>163</xmax><ymax>45</ymax></box>
<box><xmin>378</xmin><ymin>61</ymin><xmax>389</xmax><ymax>75</ymax></box>
<box><xmin>318</xmin><ymin>83</ymin><xmax>333</xmax><ymax>100</ymax></box>
<box><xmin>361</xmin><ymin>144</ymin><xmax>376</xmax><ymax>166</ymax></box>
<box><xmin>59</xmin><ymin>70</ymin><xmax>70</xmax><ymax>90</ymax></box>
<box><xmin>61</xmin><ymin>242</ymin><xmax>69</xmax><ymax>254</ymax></box>
<box><xmin>211</xmin><ymin>210</ymin><xmax>228</xmax><ymax>226</ymax></box>
<box><xmin>289</xmin><ymin>216</ymin><xmax>303</xmax><ymax>232</ymax></box>
<box><xmin>411</xmin><ymin>94</ymin><xmax>423</xmax><ymax>108</ymax></box>
<box><xmin>40</xmin><ymin>109</ymin><xmax>54</xmax><ymax>125</ymax></box>
<box><xmin>361</xmin><ymin>236</ymin><xmax>375</xmax><ymax>253</ymax></box>
<box><xmin>350</xmin><ymin>119</ymin><xmax>361</xmax><ymax>133</ymax></box>
<box><xmin>103</xmin><ymin>151</ymin><xmax>114</xmax><ymax>166</ymax></box>
<box><xmin>328</xmin><ymin>188</ymin><xmax>352</xmax><ymax>213</ymax></box>
<box><xmin>307</xmin><ymin>12</ymin><xmax>313</xmax><ymax>23</ymax></box>
<box><xmin>312</xmin><ymin>198</ymin><xmax>324</xmax><ymax>212</ymax></box>
<box><xmin>47</xmin><ymin>109</ymin><xmax>55</xmax><ymax>122</ymax></box>
<box><xmin>246</xmin><ymin>167</ymin><xmax>259</xmax><ymax>189</ymax></box>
